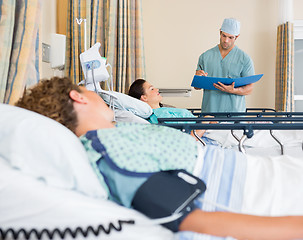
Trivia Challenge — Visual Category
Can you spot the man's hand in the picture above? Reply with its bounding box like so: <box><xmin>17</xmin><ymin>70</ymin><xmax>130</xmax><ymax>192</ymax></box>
<box><xmin>214</xmin><ymin>82</ymin><xmax>235</xmax><ymax>93</ymax></box>
<box><xmin>214</xmin><ymin>82</ymin><xmax>253</xmax><ymax>96</ymax></box>
<box><xmin>194</xmin><ymin>70</ymin><xmax>208</xmax><ymax>90</ymax></box>
<box><xmin>195</xmin><ymin>70</ymin><xmax>208</xmax><ymax>76</ymax></box>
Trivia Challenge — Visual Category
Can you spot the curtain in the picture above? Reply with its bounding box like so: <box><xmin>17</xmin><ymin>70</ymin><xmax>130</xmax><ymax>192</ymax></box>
<box><xmin>275</xmin><ymin>22</ymin><xmax>294</xmax><ymax>111</ymax></box>
<box><xmin>65</xmin><ymin>0</ymin><xmax>145</xmax><ymax>93</ymax></box>
<box><xmin>65</xmin><ymin>0</ymin><xmax>86</xmax><ymax>85</ymax></box>
<box><xmin>0</xmin><ymin>0</ymin><xmax>42</xmax><ymax>104</ymax></box>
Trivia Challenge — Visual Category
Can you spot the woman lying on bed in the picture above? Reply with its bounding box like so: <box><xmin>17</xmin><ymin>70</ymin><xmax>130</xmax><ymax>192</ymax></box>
<box><xmin>128</xmin><ymin>79</ymin><xmax>212</xmax><ymax>139</ymax></box>
<box><xmin>15</xmin><ymin>77</ymin><xmax>303</xmax><ymax>240</ymax></box>
<box><xmin>128</xmin><ymin>79</ymin><xmax>200</xmax><ymax>123</ymax></box>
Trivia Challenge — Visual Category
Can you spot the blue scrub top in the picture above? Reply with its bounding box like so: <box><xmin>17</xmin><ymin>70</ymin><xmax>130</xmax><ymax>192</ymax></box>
<box><xmin>197</xmin><ymin>45</ymin><xmax>255</xmax><ymax>112</ymax></box>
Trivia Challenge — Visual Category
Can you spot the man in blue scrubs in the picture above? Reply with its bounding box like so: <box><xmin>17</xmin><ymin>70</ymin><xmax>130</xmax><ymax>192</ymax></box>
<box><xmin>195</xmin><ymin>18</ymin><xmax>255</xmax><ymax>112</ymax></box>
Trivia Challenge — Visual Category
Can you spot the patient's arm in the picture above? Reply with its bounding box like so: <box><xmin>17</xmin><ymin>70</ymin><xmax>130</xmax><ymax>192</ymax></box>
<box><xmin>190</xmin><ymin>130</ymin><xmax>206</xmax><ymax>140</ymax></box>
<box><xmin>179</xmin><ymin>209</ymin><xmax>303</xmax><ymax>240</ymax></box>
<box><xmin>214</xmin><ymin>82</ymin><xmax>253</xmax><ymax>96</ymax></box>
<box><xmin>190</xmin><ymin>115</ymin><xmax>217</xmax><ymax>141</ymax></box>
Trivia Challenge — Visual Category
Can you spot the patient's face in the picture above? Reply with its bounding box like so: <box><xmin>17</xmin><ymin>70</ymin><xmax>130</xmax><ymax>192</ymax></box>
<box><xmin>141</xmin><ymin>81</ymin><xmax>163</xmax><ymax>108</ymax></box>
<box><xmin>79</xmin><ymin>87</ymin><xmax>114</xmax><ymax>122</ymax></box>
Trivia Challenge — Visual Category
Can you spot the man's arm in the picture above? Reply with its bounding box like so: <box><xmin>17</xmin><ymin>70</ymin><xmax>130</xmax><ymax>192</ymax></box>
<box><xmin>179</xmin><ymin>209</ymin><xmax>303</xmax><ymax>240</ymax></box>
<box><xmin>213</xmin><ymin>52</ymin><xmax>254</xmax><ymax>95</ymax></box>
<box><xmin>213</xmin><ymin>82</ymin><xmax>253</xmax><ymax>96</ymax></box>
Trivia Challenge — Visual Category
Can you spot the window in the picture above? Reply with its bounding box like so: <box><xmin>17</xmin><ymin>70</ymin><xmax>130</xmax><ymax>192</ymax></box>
<box><xmin>294</xmin><ymin>20</ymin><xmax>303</xmax><ymax>111</ymax></box>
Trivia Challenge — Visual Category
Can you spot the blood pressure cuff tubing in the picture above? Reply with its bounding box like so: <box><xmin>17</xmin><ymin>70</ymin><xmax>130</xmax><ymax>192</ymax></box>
<box><xmin>131</xmin><ymin>169</ymin><xmax>206</xmax><ymax>232</ymax></box>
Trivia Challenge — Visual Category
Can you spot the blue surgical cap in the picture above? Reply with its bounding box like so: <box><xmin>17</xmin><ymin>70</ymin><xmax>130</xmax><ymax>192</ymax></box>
<box><xmin>221</xmin><ymin>18</ymin><xmax>240</xmax><ymax>36</ymax></box>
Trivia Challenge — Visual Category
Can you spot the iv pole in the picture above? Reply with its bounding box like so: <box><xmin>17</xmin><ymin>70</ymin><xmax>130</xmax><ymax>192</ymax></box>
<box><xmin>76</xmin><ymin>17</ymin><xmax>89</xmax><ymax>87</ymax></box>
<box><xmin>75</xmin><ymin>17</ymin><xmax>115</xmax><ymax>120</ymax></box>
<box><xmin>75</xmin><ymin>18</ymin><xmax>87</xmax><ymax>51</ymax></box>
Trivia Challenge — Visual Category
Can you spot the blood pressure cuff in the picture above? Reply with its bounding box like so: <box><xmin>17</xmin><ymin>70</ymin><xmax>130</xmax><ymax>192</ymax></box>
<box><xmin>131</xmin><ymin>169</ymin><xmax>206</xmax><ymax>232</ymax></box>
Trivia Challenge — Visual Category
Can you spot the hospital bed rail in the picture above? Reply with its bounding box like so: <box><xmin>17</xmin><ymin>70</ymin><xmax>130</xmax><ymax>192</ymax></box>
<box><xmin>187</xmin><ymin>108</ymin><xmax>276</xmax><ymax>116</ymax></box>
<box><xmin>158</xmin><ymin>112</ymin><xmax>303</xmax><ymax>154</ymax></box>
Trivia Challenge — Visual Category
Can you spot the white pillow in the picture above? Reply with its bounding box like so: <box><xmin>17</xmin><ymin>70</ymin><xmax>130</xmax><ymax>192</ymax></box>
<box><xmin>0</xmin><ymin>158</ymin><xmax>174</xmax><ymax>240</ymax></box>
<box><xmin>0</xmin><ymin>104</ymin><xmax>107</xmax><ymax>199</ymax></box>
<box><xmin>100</xmin><ymin>90</ymin><xmax>153</xmax><ymax>119</ymax></box>
<box><xmin>114</xmin><ymin>109</ymin><xmax>150</xmax><ymax>124</ymax></box>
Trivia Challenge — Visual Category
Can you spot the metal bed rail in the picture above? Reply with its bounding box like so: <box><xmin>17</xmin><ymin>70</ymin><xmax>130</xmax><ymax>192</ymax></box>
<box><xmin>158</xmin><ymin>112</ymin><xmax>303</xmax><ymax>154</ymax></box>
<box><xmin>187</xmin><ymin>108</ymin><xmax>277</xmax><ymax>116</ymax></box>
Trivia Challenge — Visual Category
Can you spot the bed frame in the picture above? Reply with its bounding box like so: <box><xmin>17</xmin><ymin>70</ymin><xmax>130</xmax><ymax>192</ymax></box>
<box><xmin>187</xmin><ymin>107</ymin><xmax>277</xmax><ymax>116</ymax></box>
<box><xmin>158</xmin><ymin>110</ymin><xmax>303</xmax><ymax>154</ymax></box>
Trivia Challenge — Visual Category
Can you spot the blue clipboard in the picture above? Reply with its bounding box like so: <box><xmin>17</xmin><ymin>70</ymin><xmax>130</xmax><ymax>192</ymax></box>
<box><xmin>191</xmin><ymin>74</ymin><xmax>263</xmax><ymax>90</ymax></box>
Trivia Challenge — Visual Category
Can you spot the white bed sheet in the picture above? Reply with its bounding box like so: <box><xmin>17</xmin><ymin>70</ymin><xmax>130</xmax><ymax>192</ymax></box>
<box><xmin>204</xmin><ymin>129</ymin><xmax>303</xmax><ymax>217</ymax></box>
<box><xmin>242</xmin><ymin>154</ymin><xmax>303</xmax><ymax>216</ymax></box>
<box><xmin>177</xmin><ymin>144</ymin><xmax>303</xmax><ymax>240</ymax></box>
<box><xmin>205</xmin><ymin>129</ymin><xmax>303</xmax><ymax>158</ymax></box>
<box><xmin>0</xmin><ymin>158</ymin><xmax>174</xmax><ymax>240</ymax></box>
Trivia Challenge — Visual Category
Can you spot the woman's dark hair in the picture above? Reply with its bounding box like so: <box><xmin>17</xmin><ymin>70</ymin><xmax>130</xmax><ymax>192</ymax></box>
<box><xmin>128</xmin><ymin>79</ymin><xmax>146</xmax><ymax>100</ymax></box>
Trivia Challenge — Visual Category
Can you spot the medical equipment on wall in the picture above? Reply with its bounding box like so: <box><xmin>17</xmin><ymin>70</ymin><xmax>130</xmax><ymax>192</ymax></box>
<box><xmin>76</xmin><ymin>17</ymin><xmax>113</xmax><ymax>93</ymax></box>
<box><xmin>76</xmin><ymin>18</ymin><xmax>116</xmax><ymax>117</ymax></box>
<box><xmin>79</xmin><ymin>42</ymin><xmax>112</xmax><ymax>92</ymax></box>
<box><xmin>79</xmin><ymin>42</ymin><xmax>116</xmax><ymax>120</ymax></box>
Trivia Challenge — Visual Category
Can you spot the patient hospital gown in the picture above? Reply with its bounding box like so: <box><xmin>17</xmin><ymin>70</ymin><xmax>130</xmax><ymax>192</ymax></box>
<box><xmin>148</xmin><ymin>107</ymin><xmax>195</xmax><ymax>124</ymax></box>
<box><xmin>80</xmin><ymin>122</ymin><xmax>199</xmax><ymax>207</ymax></box>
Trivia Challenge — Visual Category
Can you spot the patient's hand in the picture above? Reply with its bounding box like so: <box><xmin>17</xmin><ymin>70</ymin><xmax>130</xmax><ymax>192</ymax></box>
<box><xmin>202</xmin><ymin>115</ymin><xmax>218</xmax><ymax>124</ymax></box>
<box><xmin>190</xmin><ymin>116</ymin><xmax>217</xmax><ymax>141</ymax></box>
<box><xmin>191</xmin><ymin>129</ymin><xmax>206</xmax><ymax>141</ymax></box>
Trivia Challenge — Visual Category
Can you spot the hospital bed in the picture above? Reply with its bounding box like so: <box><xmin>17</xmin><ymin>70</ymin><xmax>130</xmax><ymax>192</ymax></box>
<box><xmin>2</xmin><ymin>99</ymin><xmax>303</xmax><ymax>240</ymax></box>
<box><xmin>99</xmin><ymin>89</ymin><xmax>303</xmax><ymax>157</ymax></box>
<box><xmin>106</xmin><ymin>97</ymin><xmax>303</xmax><ymax>239</ymax></box>
<box><xmin>0</xmin><ymin>103</ymin><xmax>173</xmax><ymax>240</ymax></box>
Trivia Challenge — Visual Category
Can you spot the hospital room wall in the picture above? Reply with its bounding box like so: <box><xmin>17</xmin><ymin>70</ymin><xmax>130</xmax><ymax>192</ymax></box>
<box><xmin>142</xmin><ymin>0</ymin><xmax>303</xmax><ymax>109</ymax></box>
<box><xmin>41</xmin><ymin>0</ymin><xmax>56</xmax><ymax>79</ymax></box>
<box><xmin>40</xmin><ymin>0</ymin><xmax>303</xmax><ymax>110</ymax></box>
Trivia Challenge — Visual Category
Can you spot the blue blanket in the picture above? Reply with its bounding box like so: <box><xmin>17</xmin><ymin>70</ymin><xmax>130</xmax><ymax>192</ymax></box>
<box><xmin>178</xmin><ymin>145</ymin><xmax>247</xmax><ymax>240</ymax></box>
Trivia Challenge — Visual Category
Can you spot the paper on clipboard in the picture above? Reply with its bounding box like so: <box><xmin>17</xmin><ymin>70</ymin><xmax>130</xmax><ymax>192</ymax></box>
<box><xmin>191</xmin><ymin>74</ymin><xmax>263</xmax><ymax>90</ymax></box>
